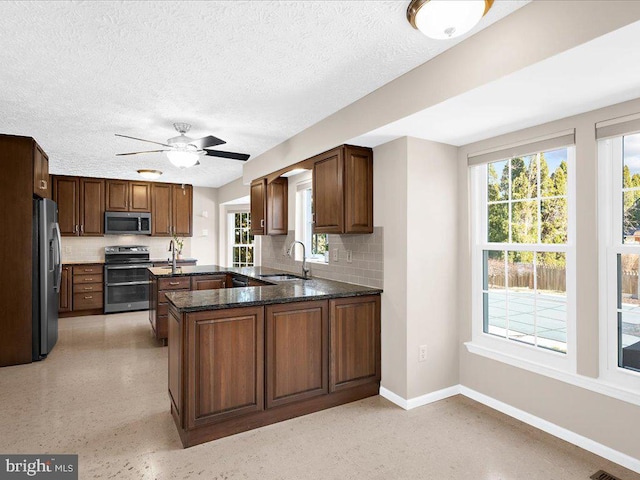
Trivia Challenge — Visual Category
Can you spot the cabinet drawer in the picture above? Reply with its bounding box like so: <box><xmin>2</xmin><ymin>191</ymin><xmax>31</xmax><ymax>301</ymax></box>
<box><xmin>74</xmin><ymin>283</ymin><xmax>103</xmax><ymax>293</ymax></box>
<box><xmin>73</xmin><ymin>292</ymin><xmax>103</xmax><ymax>310</ymax></box>
<box><xmin>73</xmin><ymin>265</ymin><xmax>102</xmax><ymax>275</ymax></box>
<box><xmin>158</xmin><ymin>302</ymin><xmax>169</xmax><ymax>317</ymax></box>
<box><xmin>159</xmin><ymin>277</ymin><xmax>190</xmax><ymax>290</ymax></box>
<box><xmin>73</xmin><ymin>273</ymin><xmax>103</xmax><ymax>284</ymax></box>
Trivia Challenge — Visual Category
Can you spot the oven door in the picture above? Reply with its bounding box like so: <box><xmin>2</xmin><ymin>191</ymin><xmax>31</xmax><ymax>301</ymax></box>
<box><xmin>104</xmin><ymin>264</ymin><xmax>151</xmax><ymax>313</ymax></box>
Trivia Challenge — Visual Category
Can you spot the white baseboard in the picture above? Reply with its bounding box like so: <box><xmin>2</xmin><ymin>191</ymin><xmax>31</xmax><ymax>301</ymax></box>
<box><xmin>379</xmin><ymin>385</ymin><xmax>460</xmax><ymax>410</ymax></box>
<box><xmin>378</xmin><ymin>384</ymin><xmax>640</xmax><ymax>473</ymax></box>
<box><xmin>459</xmin><ymin>386</ymin><xmax>640</xmax><ymax>474</ymax></box>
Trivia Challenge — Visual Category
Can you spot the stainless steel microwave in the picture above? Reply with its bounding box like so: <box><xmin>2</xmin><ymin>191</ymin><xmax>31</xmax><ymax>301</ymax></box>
<box><xmin>104</xmin><ymin>212</ymin><xmax>152</xmax><ymax>235</ymax></box>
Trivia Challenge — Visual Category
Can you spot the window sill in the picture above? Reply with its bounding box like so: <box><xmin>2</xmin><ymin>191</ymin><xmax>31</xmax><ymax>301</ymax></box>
<box><xmin>465</xmin><ymin>341</ymin><xmax>640</xmax><ymax>407</ymax></box>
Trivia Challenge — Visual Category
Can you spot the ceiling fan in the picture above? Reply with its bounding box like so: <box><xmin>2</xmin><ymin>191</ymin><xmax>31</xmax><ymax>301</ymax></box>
<box><xmin>115</xmin><ymin>122</ymin><xmax>250</xmax><ymax>168</ymax></box>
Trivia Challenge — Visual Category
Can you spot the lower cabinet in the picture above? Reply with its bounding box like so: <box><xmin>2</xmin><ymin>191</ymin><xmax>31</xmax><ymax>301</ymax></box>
<box><xmin>59</xmin><ymin>263</ymin><xmax>104</xmax><ymax>316</ymax></box>
<box><xmin>59</xmin><ymin>266</ymin><xmax>72</xmax><ymax>313</ymax></box>
<box><xmin>169</xmin><ymin>294</ymin><xmax>381</xmax><ymax>447</ymax></box>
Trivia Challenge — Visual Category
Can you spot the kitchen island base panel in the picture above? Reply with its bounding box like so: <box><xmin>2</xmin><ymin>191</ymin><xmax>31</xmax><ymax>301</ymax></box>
<box><xmin>171</xmin><ymin>382</ymin><xmax>379</xmax><ymax>448</ymax></box>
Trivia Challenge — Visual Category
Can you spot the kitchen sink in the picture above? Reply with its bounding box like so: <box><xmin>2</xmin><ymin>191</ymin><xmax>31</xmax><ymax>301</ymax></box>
<box><xmin>259</xmin><ymin>273</ymin><xmax>306</xmax><ymax>281</ymax></box>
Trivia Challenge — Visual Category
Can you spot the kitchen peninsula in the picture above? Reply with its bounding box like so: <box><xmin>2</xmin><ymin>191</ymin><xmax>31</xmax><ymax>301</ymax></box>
<box><xmin>148</xmin><ymin>265</ymin><xmax>381</xmax><ymax>447</ymax></box>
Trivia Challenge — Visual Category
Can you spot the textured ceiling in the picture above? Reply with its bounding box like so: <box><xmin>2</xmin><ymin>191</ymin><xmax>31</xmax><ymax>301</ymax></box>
<box><xmin>0</xmin><ymin>0</ymin><xmax>528</xmax><ymax>188</ymax></box>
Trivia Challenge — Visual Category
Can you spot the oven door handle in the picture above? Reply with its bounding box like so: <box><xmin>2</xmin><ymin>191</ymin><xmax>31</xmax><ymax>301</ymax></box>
<box><xmin>105</xmin><ymin>280</ymin><xmax>151</xmax><ymax>287</ymax></box>
<box><xmin>105</xmin><ymin>264</ymin><xmax>153</xmax><ymax>270</ymax></box>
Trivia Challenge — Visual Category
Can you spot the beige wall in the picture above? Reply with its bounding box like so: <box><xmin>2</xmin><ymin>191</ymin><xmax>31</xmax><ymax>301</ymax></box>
<box><xmin>243</xmin><ymin>1</ymin><xmax>640</xmax><ymax>184</ymax></box>
<box><xmin>406</xmin><ymin>138</ymin><xmax>459</xmax><ymax>399</ymax></box>
<box><xmin>191</xmin><ymin>186</ymin><xmax>219</xmax><ymax>265</ymax></box>
<box><xmin>457</xmin><ymin>97</ymin><xmax>640</xmax><ymax>460</ymax></box>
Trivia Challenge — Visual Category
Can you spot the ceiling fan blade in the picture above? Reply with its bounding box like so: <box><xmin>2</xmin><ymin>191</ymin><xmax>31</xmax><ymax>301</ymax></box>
<box><xmin>191</xmin><ymin>135</ymin><xmax>226</xmax><ymax>149</ymax></box>
<box><xmin>115</xmin><ymin>133</ymin><xmax>172</xmax><ymax>148</ymax></box>
<box><xmin>116</xmin><ymin>149</ymin><xmax>170</xmax><ymax>156</ymax></box>
<box><xmin>204</xmin><ymin>149</ymin><xmax>250</xmax><ymax>161</ymax></box>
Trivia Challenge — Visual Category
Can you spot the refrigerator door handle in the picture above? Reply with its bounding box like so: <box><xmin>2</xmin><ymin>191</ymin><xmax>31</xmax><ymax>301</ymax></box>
<box><xmin>54</xmin><ymin>222</ymin><xmax>62</xmax><ymax>292</ymax></box>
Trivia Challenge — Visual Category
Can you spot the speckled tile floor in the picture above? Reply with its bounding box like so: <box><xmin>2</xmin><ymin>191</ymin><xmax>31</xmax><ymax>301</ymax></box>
<box><xmin>1</xmin><ymin>312</ymin><xmax>638</xmax><ymax>479</ymax></box>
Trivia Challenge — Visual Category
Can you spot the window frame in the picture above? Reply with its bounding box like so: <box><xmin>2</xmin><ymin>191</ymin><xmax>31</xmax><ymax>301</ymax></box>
<box><xmin>470</xmin><ymin>147</ymin><xmax>577</xmax><ymax>372</ymax></box>
<box><xmin>598</xmin><ymin>136</ymin><xmax>640</xmax><ymax>389</ymax></box>
<box><xmin>295</xmin><ymin>181</ymin><xmax>328</xmax><ymax>264</ymax></box>
<box><xmin>228</xmin><ymin>210</ymin><xmax>255</xmax><ymax>268</ymax></box>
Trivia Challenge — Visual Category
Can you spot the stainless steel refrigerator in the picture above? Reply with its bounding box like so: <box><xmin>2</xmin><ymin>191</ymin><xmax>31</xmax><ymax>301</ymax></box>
<box><xmin>32</xmin><ymin>197</ymin><xmax>62</xmax><ymax>360</ymax></box>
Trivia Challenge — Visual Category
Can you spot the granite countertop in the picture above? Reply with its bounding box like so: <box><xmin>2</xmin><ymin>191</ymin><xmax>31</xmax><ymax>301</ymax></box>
<box><xmin>158</xmin><ymin>265</ymin><xmax>382</xmax><ymax>313</ymax></box>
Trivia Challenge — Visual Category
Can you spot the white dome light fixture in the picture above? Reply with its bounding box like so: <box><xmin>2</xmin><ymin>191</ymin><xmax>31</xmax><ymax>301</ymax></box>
<box><xmin>166</xmin><ymin>150</ymin><xmax>200</xmax><ymax>168</ymax></box>
<box><xmin>407</xmin><ymin>0</ymin><xmax>494</xmax><ymax>40</ymax></box>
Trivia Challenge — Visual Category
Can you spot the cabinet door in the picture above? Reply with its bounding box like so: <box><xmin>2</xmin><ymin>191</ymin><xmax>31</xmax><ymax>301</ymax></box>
<box><xmin>53</xmin><ymin>176</ymin><xmax>79</xmax><ymax>236</ymax></box>
<box><xmin>344</xmin><ymin>146</ymin><xmax>374</xmax><ymax>234</ymax></box>
<box><xmin>250</xmin><ymin>179</ymin><xmax>266</xmax><ymax>235</ymax></box>
<box><xmin>186</xmin><ymin>307</ymin><xmax>264</xmax><ymax>428</ymax></box>
<box><xmin>191</xmin><ymin>275</ymin><xmax>226</xmax><ymax>290</ymax></box>
<box><xmin>265</xmin><ymin>301</ymin><xmax>328</xmax><ymax>408</ymax></box>
<box><xmin>313</xmin><ymin>148</ymin><xmax>344</xmax><ymax>234</ymax></box>
<box><xmin>105</xmin><ymin>180</ymin><xmax>129</xmax><ymax>211</ymax></box>
<box><xmin>33</xmin><ymin>146</ymin><xmax>50</xmax><ymax>199</ymax></box>
<box><xmin>329</xmin><ymin>295</ymin><xmax>380</xmax><ymax>392</ymax></box>
<box><xmin>80</xmin><ymin>178</ymin><xmax>105</xmax><ymax>236</ymax></box>
<box><xmin>266</xmin><ymin>177</ymin><xmax>288</xmax><ymax>235</ymax></box>
<box><xmin>151</xmin><ymin>183</ymin><xmax>172</xmax><ymax>236</ymax></box>
<box><xmin>58</xmin><ymin>266</ymin><xmax>72</xmax><ymax>313</ymax></box>
<box><xmin>129</xmin><ymin>181</ymin><xmax>151</xmax><ymax>212</ymax></box>
<box><xmin>173</xmin><ymin>184</ymin><xmax>192</xmax><ymax>236</ymax></box>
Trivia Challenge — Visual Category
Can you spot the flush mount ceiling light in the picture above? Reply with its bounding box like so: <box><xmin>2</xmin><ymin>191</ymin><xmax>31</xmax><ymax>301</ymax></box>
<box><xmin>407</xmin><ymin>0</ymin><xmax>494</xmax><ymax>40</ymax></box>
<box><xmin>137</xmin><ymin>169</ymin><xmax>163</xmax><ymax>180</ymax></box>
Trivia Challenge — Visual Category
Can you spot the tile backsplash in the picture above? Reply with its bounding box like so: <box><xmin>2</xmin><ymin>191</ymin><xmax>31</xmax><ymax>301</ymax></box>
<box><xmin>260</xmin><ymin>227</ymin><xmax>383</xmax><ymax>288</ymax></box>
<box><xmin>61</xmin><ymin>236</ymin><xmax>191</xmax><ymax>263</ymax></box>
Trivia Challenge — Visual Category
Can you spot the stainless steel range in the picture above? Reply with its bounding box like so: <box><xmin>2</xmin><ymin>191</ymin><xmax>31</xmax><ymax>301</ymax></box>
<box><xmin>104</xmin><ymin>246</ymin><xmax>152</xmax><ymax>313</ymax></box>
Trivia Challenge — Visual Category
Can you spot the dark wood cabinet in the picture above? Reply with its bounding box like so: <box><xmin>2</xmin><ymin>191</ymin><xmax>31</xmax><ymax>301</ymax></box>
<box><xmin>59</xmin><ymin>266</ymin><xmax>72</xmax><ymax>313</ymax></box>
<box><xmin>54</xmin><ymin>176</ymin><xmax>104</xmax><ymax>236</ymax></box>
<box><xmin>184</xmin><ymin>307</ymin><xmax>264</xmax><ymax>429</ymax></box>
<box><xmin>33</xmin><ymin>145</ymin><xmax>50</xmax><ymax>199</ymax></box>
<box><xmin>265</xmin><ymin>301</ymin><xmax>328</xmax><ymax>408</ymax></box>
<box><xmin>53</xmin><ymin>176</ymin><xmax>80</xmax><ymax>236</ymax></box>
<box><xmin>106</xmin><ymin>180</ymin><xmax>151</xmax><ymax>212</ymax></box>
<box><xmin>80</xmin><ymin>178</ymin><xmax>105</xmax><ymax>236</ymax></box>
<box><xmin>250</xmin><ymin>177</ymin><xmax>287</xmax><ymax>235</ymax></box>
<box><xmin>313</xmin><ymin>145</ymin><xmax>373</xmax><ymax>234</ymax></box>
<box><xmin>250</xmin><ymin>179</ymin><xmax>266</xmax><ymax>235</ymax></box>
<box><xmin>173</xmin><ymin>184</ymin><xmax>193</xmax><ymax>236</ymax></box>
<box><xmin>152</xmin><ymin>183</ymin><xmax>192</xmax><ymax>237</ymax></box>
<box><xmin>329</xmin><ymin>295</ymin><xmax>381</xmax><ymax>392</ymax></box>
<box><xmin>58</xmin><ymin>264</ymin><xmax>104</xmax><ymax>316</ymax></box>
<box><xmin>191</xmin><ymin>275</ymin><xmax>226</xmax><ymax>290</ymax></box>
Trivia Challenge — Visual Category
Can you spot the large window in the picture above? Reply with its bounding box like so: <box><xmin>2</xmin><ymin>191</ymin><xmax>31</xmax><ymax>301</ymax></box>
<box><xmin>472</xmin><ymin>143</ymin><xmax>575</xmax><ymax>367</ymax></box>
<box><xmin>229</xmin><ymin>212</ymin><xmax>254</xmax><ymax>267</ymax></box>
<box><xmin>599</xmin><ymin>132</ymin><xmax>640</xmax><ymax>376</ymax></box>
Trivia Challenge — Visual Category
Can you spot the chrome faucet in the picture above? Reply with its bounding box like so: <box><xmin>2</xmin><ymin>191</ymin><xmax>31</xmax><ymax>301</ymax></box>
<box><xmin>288</xmin><ymin>240</ymin><xmax>310</xmax><ymax>279</ymax></box>
<box><xmin>168</xmin><ymin>240</ymin><xmax>177</xmax><ymax>272</ymax></box>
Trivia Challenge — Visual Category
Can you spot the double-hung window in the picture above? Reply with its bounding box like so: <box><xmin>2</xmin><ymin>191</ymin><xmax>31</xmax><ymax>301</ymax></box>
<box><xmin>598</xmin><ymin>118</ymin><xmax>640</xmax><ymax>387</ymax></box>
<box><xmin>229</xmin><ymin>211</ymin><xmax>254</xmax><ymax>267</ymax></box>
<box><xmin>470</xmin><ymin>133</ymin><xmax>576</xmax><ymax>370</ymax></box>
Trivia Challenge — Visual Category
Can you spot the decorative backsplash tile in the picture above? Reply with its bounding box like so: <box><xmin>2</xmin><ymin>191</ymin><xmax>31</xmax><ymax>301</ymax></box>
<box><xmin>260</xmin><ymin>227</ymin><xmax>383</xmax><ymax>288</ymax></box>
<box><xmin>61</xmin><ymin>236</ymin><xmax>191</xmax><ymax>263</ymax></box>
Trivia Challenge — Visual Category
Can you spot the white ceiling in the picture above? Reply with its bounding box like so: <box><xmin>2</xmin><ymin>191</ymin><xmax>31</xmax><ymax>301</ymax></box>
<box><xmin>0</xmin><ymin>1</ymin><xmax>528</xmax><ymax>187</ymax></box>
<box><xmin>348</xmin><ymin>19</ymin><xmax>640</xmax><ymax>148</ymax></box>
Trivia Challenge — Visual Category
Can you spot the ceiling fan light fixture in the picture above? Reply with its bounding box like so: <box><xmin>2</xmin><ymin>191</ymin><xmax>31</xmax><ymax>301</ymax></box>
<box><xmin>137</xmin><ymin>169</ymin><xmax>163</xmax><ymax>180</ymax></box>
<box><xmin>407</xmin><ymin>0</ymin><xmax>493</xmax><ymax>40</ymax></box>
<box><xmin>166</xmin><ymin>150</ymin><xmax>200</xmax><ymax>168</ymax></box>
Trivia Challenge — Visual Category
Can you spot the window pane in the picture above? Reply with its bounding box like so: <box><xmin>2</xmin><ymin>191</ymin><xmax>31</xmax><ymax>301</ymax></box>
<box><xmin>235</xmin><ymin>214</ymin><xmax>240</xmax><ymax>228</ymax></box>
<box><xmin>246</xmin><ymin>246</ymin><xmax>253</xmax><ymax>265</ymax></box>
<box><xmin>488</xmin><ymin>203</ymin><xmax>508</xmax><ymax>243</ymax></box>
<box><xmin>511</xmin><ymin>155</ymin><xmax>536</xmax><ymax>200</ymax></box>
<box><xmin>536</xmin><ymin>252</ymin><xmax>567</xmax><ymax>352</ymax></box>
<box><xmin>540</xmin><ymin>148</ymin><xmax>568</xmax><ymax>197</ymax></box>
<box><xmin>484</xmin><ymin>250</ymin><xmax>507</xmax><ymax>336</ymax></box>
<box><xmin>623</xmin><ymin>191</ymin><xmax>640</xmax><ymax>244</ymax></box>
<box><xmin>487</xmin><ymin>160</ymin><xmax>508</xmax><ymax>201</ymax></box>
<box><xmin>239</xmin><ymin>247</ymin><xmax>246</xmax><ymax>263</ymax></box>
<box><xmin>511</xmin><ymin>200</ymin><xmax>538</xmax><ymax>243</ymax></box>
<box><xmin>541</xmin><ymin>198</ymin><xmax>567</xmax><ymax>244</ymax></box>
<box><xmin>235</xmin><ymin>229</ymin><xmax>241</xmax><ymax>245</ymax></box>
<box><xmin>233</xmin><ymin>247</ymin><xmax>239</xmax><ymax>264</ymax></box>
<box><xmin>623</xmin><ymin>133</ymin><xmax>640</xmax><ymax>187</ymax></box>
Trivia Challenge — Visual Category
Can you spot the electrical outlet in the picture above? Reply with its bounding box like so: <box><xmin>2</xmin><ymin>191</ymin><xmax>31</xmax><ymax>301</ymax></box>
<box><xmin>419</xmin><ymin>345</ymin><xmax>427</xmax><ymax>362</ymax></box>
<box><xmin>346</xmin><ymin>250</ymin><xmax>352</xmax><ymax>263</ymax></box>
<box><xmin>332</xmin><ymin>248</ymin><xmax>338</xmax><ymax>262</ymax></box>
<box><xmin>201</xmin><ymin>229</ymin><xmax>208</xmax><ymax>237</ymax></box>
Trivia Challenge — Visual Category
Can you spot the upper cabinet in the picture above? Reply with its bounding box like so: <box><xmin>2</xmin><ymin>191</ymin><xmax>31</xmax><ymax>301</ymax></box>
<box><xmin>106</xmin><ymin>180</ymin><xmax>151</xmax><ymax>212</ymax></box>
<box><xmin>152</xmin><ymin>183</ymin><xmax>193</xmax><ymax>237</ymax></box>
<box><xmin>312</xmin><ymin>145</ymin><xmax>373</xmax><ymax>234</ymax></box>
<box><xmin>250</xmin><ymin>177</ymin><xmax>287</xmax><ymax>235</ymax></box>
<box><xmin>53</xmin><ymin>176</ymin><xmax>105</xmax><ymax>236</ymax></box>
<box><xmin>33</xmin><ymin>144</ymin><xmax>50</xmax><ymax>199</ymax></box>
